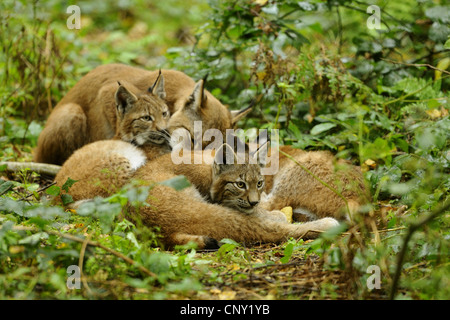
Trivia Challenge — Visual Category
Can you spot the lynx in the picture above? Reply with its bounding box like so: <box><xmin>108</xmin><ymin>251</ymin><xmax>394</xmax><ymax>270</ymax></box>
<box><xmin>210</xmin><ymin>145</ymin><xmax>266</xmax><ymax>215</ymax></box>
<box><xmin>171</xmin><ymin>138</ymin><xmax>368</xmax><ymax>222</ymax></box>
<box><xmin>260</xmin><ymin>145</ymin><xmax>369</xmax><ymax>222</ymax></box>
<box><xmin>34</xmin><ymin>63</ymin><xmax>252</xmax><ymax>165</ymax></box>
<box><xmin>113</xmin><ymin>78</ymin><xmax>170</xmax><ymax>148</ymax></box>
<box><xmin>209</xmin><ymin>142</ymin><xmax>288</xmax><ymax>222</ymax></box>
<box><xmin>195</xmin><ymin>141</ymin><xmax>368</xmax><ymax>222</ymax></box>
<box><xmin>172</xmin><ymin>135</ymin><xmax>368</xmax><ymax>222</ymax></box>
<box><xmin>54</xmin><ymin>139</ymin><xmax>339</xmax><ymax>249</ymax></box>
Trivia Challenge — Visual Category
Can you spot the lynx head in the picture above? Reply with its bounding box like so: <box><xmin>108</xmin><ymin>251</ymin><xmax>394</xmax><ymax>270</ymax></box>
<box><xmin>210</xmin><ymin>141</ymin><xmax>267</xmax><ymax>214</ymax></box>
<box><xmin>115</xmin><ymin>71</ymin><xmax>170</xmax><ymax>146</ymax></box>
<box><xmin>167</xmin><ymin>75</ymin><xmax>253</xmax><ymax>148</ymax></box>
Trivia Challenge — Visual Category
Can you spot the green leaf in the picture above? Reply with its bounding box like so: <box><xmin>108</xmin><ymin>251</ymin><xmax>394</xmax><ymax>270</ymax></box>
<box><xmin>160</xmin><ymin>175</ymin><xmax>191</xmax><ymax>191</ymax></box>
<box><xmin>61</xmin><ymin>194</ymin><xmax>74</xmax><ymax>206</ymax></box>
<box><xmin>429</xmin><ymin>22</ymin><xmax>450</xmax><ymax>43</ymax></box>
<box><xmin>444</xmin><ymin>38</ymin><xmax>450</xmax><ymax>49</ymax></box>
<box><xmin>0</xmin><ymin>180</ymin><xmax>14</xmax><ymax>196</ymax></box>
<box><xmin>126</xmin><ymin>231</ymin><xmax>141</xmax><ymax>250</ymax></box>
<box><xmin>310</xmin><ymin>123</ymin><xmax>337</xmax><ymax>135</ymax></box>
<box><xmin>62</xmin><ymin>178</ymin><xmax>78</xmax><ymax>193</ymax></box>
<box><xmin>217</xmin><ymin>242</ymin><xmax>237</xmax><ymax>258</ymax></box>
<box><xmin>18</xmin><ymin>232</ymin><xmax>48</xmax><ymax>245</ymax></box>
<box><xmin>220</xmin><ymin>238</ymin><xmax>240</xmax><ymax>246</ymax></box>
<box><xmin>415</xmin><ymin>127</ymin><xmax>446</xmax><ymax>151</ymax></box>
<box><xmin>425</xmin><ymin>6</ymin><xmax>450</xmax><ymax>23</ymax></box>
<box><xmin>288</xmin><ymin>122</ymin><xmax>303</xmax><ymax>140</ymax></box>
<box><xmin>280</xmin><ymin>242</ymin><xmax>294</xmax><ymax>264</ymax></box>
<box><xmin>45</xmin><ymin>185</ymin><xmax>61</xmax><ymax>196</ymax></box>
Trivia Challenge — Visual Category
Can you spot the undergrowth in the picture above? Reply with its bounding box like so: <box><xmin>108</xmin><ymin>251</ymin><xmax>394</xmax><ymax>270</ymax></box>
<box><xmin>0</xmin><ymin>0</ymin><xmax>449</xmax><ymax>300</ymax></box>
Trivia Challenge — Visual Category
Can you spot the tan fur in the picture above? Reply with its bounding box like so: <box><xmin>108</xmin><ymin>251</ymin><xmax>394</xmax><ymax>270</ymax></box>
<box><xmin>55</xmin><ymin>140</ymin><xmax>147</xmax><ymax>200</ymax></box>
<box><xmin>209</xmin><ymin>144</ymin><xmax>266</xmax><ymax>214</ymax></box>
<box><xmin>35</xmin><ymin>64</ymin><xmax>251</xmax><ymax>164</ymax></box>
<box><xmin>54</xmin><ymin>141</ymin><xmax>339</xmax><ymax>249</ymax></box>
<box><xmin>260</xmin><ymin>145</ymin><xmax>369</xmax><ymax>222</ymax></box>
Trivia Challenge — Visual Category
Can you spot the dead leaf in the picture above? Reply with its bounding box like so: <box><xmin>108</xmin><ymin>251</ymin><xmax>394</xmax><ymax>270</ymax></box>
<box><xmin>254</xmin><ymin>0</ymin><xmax>268</xmax><ymax>5</ymax></box>
<box><xmin>281</xmin><ymin>206</ymin><xmax>293</xmax><ymax>223</ymax></box>
<box><xmin>219</xmin><ymin>290</ymin><xmax>237</xmax><ymax>300</ymax></box>
<box><xmin>9</xmin><ymin>245</ymin><xmax>25</xmax><ymax>254</ymax></box>
<box><xmin>426</xmin><ymin>108</ymin><xmax>442</xmax><ymax>119</ymax></box>
<box><xmin>210</xmin><ymin>288</ymin><xmax>221</xmax><ymax>295</ymax></box>
<box><xmin>364</xmin><ymin>159</ymin><xmax>376</xmax><ymax>168</ymax></box>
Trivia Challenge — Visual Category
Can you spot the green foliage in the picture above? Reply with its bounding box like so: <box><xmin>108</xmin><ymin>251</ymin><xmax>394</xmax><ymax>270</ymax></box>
<box><xmin>0</xmin><ymin>0</ymin><xmax>449</xmax><ymax>300</ymax></box>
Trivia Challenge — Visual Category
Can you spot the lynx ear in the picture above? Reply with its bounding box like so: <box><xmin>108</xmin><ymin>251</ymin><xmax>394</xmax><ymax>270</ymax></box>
<box><xmin>187</xmin><ymin>78</ymin><xmax>207</xmax><ymax>112</ymax></box>
<box><xmin>251</xmin><ymin>140</ymin><xmax>269</xmax><ymax>167</ymax></box>
<box><xmin>149</xmin><ymin>70</ymin><xmax>166</xmax><ymax>100</ymax></box>
<box><xmin>115</xmin><ymin>83</ymin><xmax>138</xmax><ymax>117</ymax></box>
<box><xmin>230</xmin><ymin>103</ymin><xmax>253</xmax><ymax>126</ymax></box>
<box><xmin>213</xmin><ymin>143</ymin><xmax>237</xmax><ymax>174</ymax></box>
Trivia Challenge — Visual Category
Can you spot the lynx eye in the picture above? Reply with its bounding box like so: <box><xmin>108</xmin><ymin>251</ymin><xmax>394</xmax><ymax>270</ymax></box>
<box><xmin>235</xmin><ymin>181</ymin><xmax>246</xmax><ymax>189</ymax></box>
<box><xmin>257</xmin><ymin>180</ymin><xmax>264</xmax><ymax>188</ymax></box>
<box><xmin>141</xmin><ymin>115</ymin><xmax>154</xmax><ymax>121</ymax></box>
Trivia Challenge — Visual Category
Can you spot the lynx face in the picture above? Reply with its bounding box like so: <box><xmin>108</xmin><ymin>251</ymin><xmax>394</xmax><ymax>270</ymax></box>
<box><xmin>210</xmin><ymin>143</ymin><xmax>266</xmax><ymax>214</ymax></box>
<box><xmin>115</xmin><ymin>75</ymin><xmax>170</xmax><ymax>146</ymax></box>
<box><xmin>167</xmin><ymin>78</ymin><xmax>253</xmax><ymax>148</ymax></box>
<box><xmin>210</xmin><ymin>164</ymin><xmax>265</xmax><ymax>214</ymax></box>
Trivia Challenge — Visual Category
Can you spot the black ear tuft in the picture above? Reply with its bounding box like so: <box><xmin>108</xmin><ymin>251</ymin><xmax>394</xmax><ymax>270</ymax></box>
<box><xmin>149</xmin><ymin>69</ymin><xmax>166</xmax><ymax>100</ymax></box>
<box><xmin>149</xmin><ymin>69</ymin><xmax>162</xmax><ymax>92</ymax></box>
<box><xmin>202</xmin><ymin>73</ymin><xmax>209</xmax><ymax>83</ymax></box>
<box><xmin>230</xmin><ymin>101</ymin><xmax>254</xmax><ymax>126</ymax></box>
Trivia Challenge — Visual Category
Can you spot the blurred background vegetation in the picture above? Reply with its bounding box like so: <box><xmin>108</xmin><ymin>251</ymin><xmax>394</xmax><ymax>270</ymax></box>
<box><xmin>0</xmin><ymin>0</ymin><xmax>449</xmax><ymax>299</ymax></box>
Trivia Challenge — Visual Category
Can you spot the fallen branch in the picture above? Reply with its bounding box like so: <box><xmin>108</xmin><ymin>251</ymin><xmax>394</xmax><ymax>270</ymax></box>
<box><xmin>0</xmin><ymin>161</ymin><xmax>61</xmax><ymax>177</ymax></box>
<box><xmin>18</xmin><ymin>181</ymin><xmax>57</xmax><ymax>201</ymax></box>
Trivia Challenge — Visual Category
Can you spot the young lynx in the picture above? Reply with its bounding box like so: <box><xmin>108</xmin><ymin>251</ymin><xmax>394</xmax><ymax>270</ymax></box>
<box><xmin>173</xmin><ymin>135</ymin><xmax>368</xmax><ymax>222</ymax></box>
<box><xmin>113</xmin><ymin>76</ymin><xmax>170</xmax><ymax>148</ymax></box>
<box><xmin>171</xmin><ymin>132</ymin><xmax>367</xmax><ymax>222</ymax></box>
<box><xmin>260</xmin><ymin>146</ymin><xmax>369</xmax><ymax>222</ymax></box>
<box><xmin>55</xmin><ymin>139</ymin><xmax>339</xmax><ymax>249</ymax></box>
<box><xmin>35</xmin><ymin>64</ymin><xmax>251</xmax><ymax>165</ymax></box>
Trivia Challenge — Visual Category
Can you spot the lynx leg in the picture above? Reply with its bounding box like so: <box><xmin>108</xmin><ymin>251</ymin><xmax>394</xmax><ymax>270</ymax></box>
<box><xmin>169</xmin><ymin>232</ymin><xmax>221</xmax><ymax>250</ymax></box>
<box><xmin>293</xmin><ymin>207</ymin><xmax>319</xmax><ymax>222</ymax></box>
<box><xmin>34</xmin><ymin>103</ymin><xmax>88</xmax><ymax>165</ymax></box>
<box><xmin>137</xmin><ymin>184</ymin><xmax>341</xmax><ymax>247</ymax></box>
<box><xmin>291</xmin><ymin>217</ymin><xmax>340</xmax><ymax>238</ymax></box>
<box><xmin>259</xmin><ymin>209</ymin><xmax>288</xmax><ymax>223</ymax></box>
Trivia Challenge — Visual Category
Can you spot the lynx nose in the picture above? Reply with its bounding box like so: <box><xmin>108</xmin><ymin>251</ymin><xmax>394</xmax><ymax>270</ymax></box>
<box><xmin>249</xmin><ymin>200</ymin><xmax>259</xmax><ymax>207</ymax></box>
<box><xmin>156</xmin><ymin>124</ymin><xmax>168</xmax><ymax>131</ymax></box>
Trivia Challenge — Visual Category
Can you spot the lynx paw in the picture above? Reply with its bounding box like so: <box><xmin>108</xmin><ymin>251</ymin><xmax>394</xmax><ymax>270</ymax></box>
<box><xmin>313</xmin><ymin>217</ymin><xmax>340</xmax><ymax>231</ymax></box>
<box><xmin>203</xmin><ymin>237</ymin><xmax>221</xmax><ymax>250</ymax></box>
<box><xmin>268</xmin><ymin>210</ymin><xmax>289</xmax><ymax>223</ymax></box>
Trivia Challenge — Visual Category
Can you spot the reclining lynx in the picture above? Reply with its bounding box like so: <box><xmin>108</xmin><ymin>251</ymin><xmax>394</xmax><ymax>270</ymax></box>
<box><xmin>35</xmin><ymin>63</ymin><xmax>251</xmax><ymax>165</ymax></box>
<box><xmin>261</xmin><ymin>146</ymin><xmax>369</xmax><ymax>221</ymax></box>
<box><xmin>55</xmin><ymin>138</ymin><xmax>339</xmax><ymax>249</ymax></box>
<box><xmin>172</xmin><ymin>133</ymin><xmax>368</xmax><ymax>222</ymax></box>
<box><xmin>177</xmin><ymin>141</ymin><xmax>369</xmax><ymax>222</ymax></box>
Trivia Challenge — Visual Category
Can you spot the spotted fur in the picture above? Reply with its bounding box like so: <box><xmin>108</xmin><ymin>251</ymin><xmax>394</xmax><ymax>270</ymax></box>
<box><xmin>210</xmin><ymin>143</ymin><xmax>266</xmax><ymax>214</ymax></box>
<box><xmin>115</xmin><ymin>83</ymin><xmax>171</xmax><ymax>146</ymax></box>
